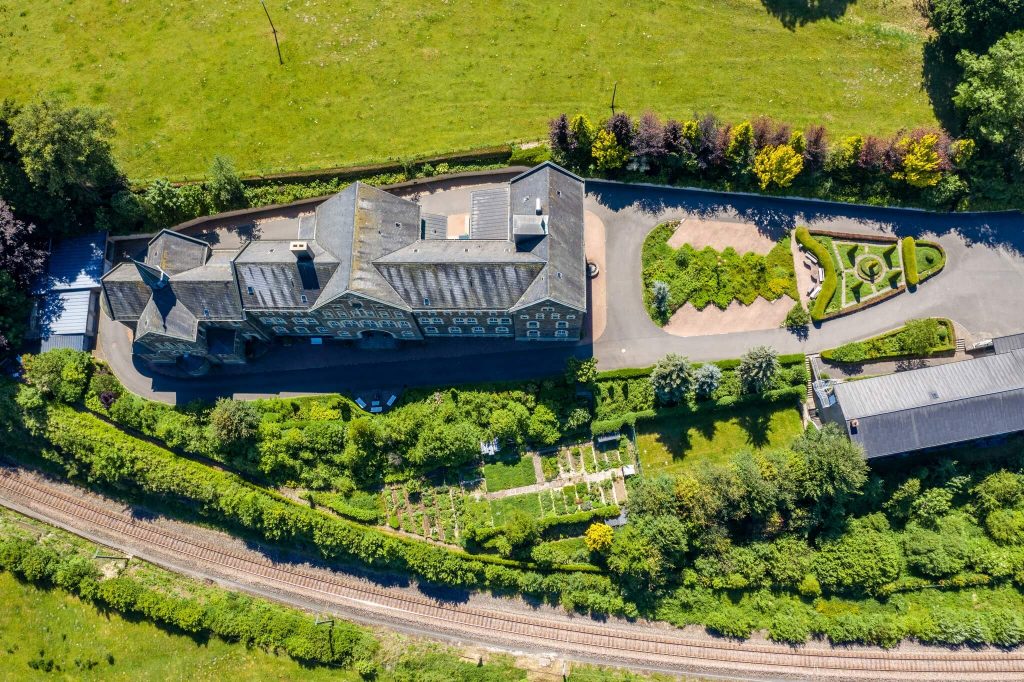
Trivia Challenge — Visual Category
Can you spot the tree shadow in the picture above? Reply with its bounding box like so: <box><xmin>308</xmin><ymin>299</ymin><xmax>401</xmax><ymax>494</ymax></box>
<box><xmin>738</xmin><ymin>410</ymin><xmax>772</xmax><ymax>449</ymax></box>
<box><xmin>759</xmin><ymin>0</ymin><xmax>857</xmax><ymax>30</ymax></box>
<box><xmin>922</xmin><ymin>37</ymin><xmax>965</xmax><ymax>134</ymax></box>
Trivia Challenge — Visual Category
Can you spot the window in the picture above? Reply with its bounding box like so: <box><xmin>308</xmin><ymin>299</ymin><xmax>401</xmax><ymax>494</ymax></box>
<box><xmin>398</xmin><ymin>321</ymin><xmax>412</xmax><ymax>328</ymax></box>
<box><xmin>317</xmin><ymin>327</ymin><xmax>329</xmax><ymax>333</ymax></box>
<box><xmin>556</xmin><ymin>321</ymin><xmax>568</xmax><ymax>329</ymax></box>
<box><xmin>495</xmin><ymin>326</ymin><xmax>509</xmax><ymax>334</ymax></box>
<box><xmin>401</xmin><ymin>331</ymin><xmax>415</xmax><ymax>338</ymax></box>
<box><xmin>322</xmin><ymin>310</ymin><xmax>334</xmax><ymax>319</ymax></box>
<box><xmin>425</xmin><ymin>326</ymin><xmax>439</xmax><ymax>334</ymax></box>
<box><xmin>378</xmin><ymin>310</ymin><xmax>391</xmax><ymax>318</ymax></box>
<box><xmin>423</xmin><ymin>297</ymin><xmax>431</xmax><ymax>306</ymax></box>
<box><xmin>500</xmin><ymin>317</ymin><xmax>512</xmax><ymax>325</ymax></box>
<box><xmin>448</xmin><ymin>326</ymin><xmax>462</xmax><ymax>334</ymax></box>
<box><xmin>567</xmin><ymin>314</ymin><xmax>577</xmax><ymax>320</ymax></box>
<box><xmin>551</xmin><ymin>313</ymin><xmax>561</xmax><ymax>319</ymax></box>
<box><xmin>535</xmin><ymin>313</ymin><xmax>544</xmax><ymax>320</ymax></box>
<box><xmin>541</xmin><ymin>306</ymin><xmax>554</xmax><ymax>312</ymax></box>
<box><xmin>300</xmin><ymin>294</ymin><xmax>308</xmax><ymax>304</ymax></box>
<box><xmin>555</xmin><ymin>330</ymin><xmax>569</xmax><ymax>337</ymax></box>
<box><xmin>487</xmin><ymin>317</ymin><xmax>499</xmax><ymax>325</ymax></box>
<box><xmin>527</xmin><ymin>321</ymin><xmax>539</xmax><ymax>329</ymax></box>
<box><xmin>328</xmin><ymin>321</ymin><xmax>340</xmax><ymax>328</ymax></box>
<box><xmin>351</xmin><ymin>301</ymin><xmax>363</xmax><ymax>309</ymax></box>
<box><xmin>336</xmin><ymin>310</ymin><xmax>349</xmax><ymax>319</ymax></box>
<box><xmin>527</xmin><ymin>330</ymin><xmax>540</xmax><ymax>338</ymax></box>
<box><xmin>520</xmin><ymin>314</ymin><xmax>529</xmax><ymax>320</ymax></box>
<box><xmin>394</xmin><ymin>312</ymin><xmax>406</xmax><ymax>319</ymax></box>
<box><xmin>465</xmin><ymin>317</ymin><xmax>477</xmax><ymax>324</ymax></box>
<box><xmin>472</xmin><ymin>326</ymin><xmax>485</xmax><ymax>334</ymax></box>
<box><xmin>295</xmin><ymin>326</ymin><xmax>310</xmax><ymax>334</ymax></box>
<box><xmin>273</xmin><ymin>326</ymin><xmax>287</xmax><ymax>334</ymax></box>
<box><xmin>246</xmin><ymin>286</ymin><xmax>254</xmax><ymax>295</ymax></box>
<box><xmin>339</xmin><ymin>330</ymin><xmax>351</xmax><ymax>337</ymax></box>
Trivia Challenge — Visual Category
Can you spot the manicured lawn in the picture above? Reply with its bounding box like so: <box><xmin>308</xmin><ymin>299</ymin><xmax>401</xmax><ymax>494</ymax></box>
<box><xmin>490</xmin><ymin>493</ymin><xmax>542</xmax><ymax>525</ymax></box>
<box><xmin>0</xmin><ymin>572</ymin><xmax>356</xmax><ymax>681</ymax></box>
<box><xmin>1</xmin><ymin>1</ymin><xmax>934</xmax><ymax>179</ymax></box>
<box><xmin>636</xmin><ymin>405</ymin><xmax>805</xmax><ymax>475</ymax></box>
<box><xmin>483</xmin><ymin>455</ymin><xmax>537</xmax><ymax>492</ymax></box>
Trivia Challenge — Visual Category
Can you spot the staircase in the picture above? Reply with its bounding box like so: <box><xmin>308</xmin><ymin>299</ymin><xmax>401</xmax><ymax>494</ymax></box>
<box><xmin>804</xmin><ymin>355</ymin><xmax>814</xmax><ymax>402</ymax></box>
<box><xmin>956</xmin><ymin>337</ymin><xmax>967</xmax><ymax>354</ymax></box>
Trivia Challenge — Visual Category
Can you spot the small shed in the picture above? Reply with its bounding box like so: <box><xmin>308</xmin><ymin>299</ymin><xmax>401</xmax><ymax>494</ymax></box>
<box><xmin>30</xmin><ymin>233</ymin><xmax>107</xmax><ymax>352</ymax></box>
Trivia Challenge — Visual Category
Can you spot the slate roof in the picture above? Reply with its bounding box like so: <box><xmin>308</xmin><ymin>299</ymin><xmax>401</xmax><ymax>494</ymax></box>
<box><xmin>470</xmin><ymin>187</ymin><xmax>510</xmax><ymax>240</ymax></box>
<box><xmin>993</xmin><ymin>333</ymin><xmax>1024</xmax><ymax>355</ymax></box>
<box><xmin>235</xmin><ymin>241</ymin><xmax>339</xmax><ymax>309</ymax></box>
<box><xmin>830</xmin><ymin>349</ymin><xmax>1024</xmax><ymax>458</ymax></box>
<box><xmin>145</xmin><ymin>230</ymin><xmax>210</xmax><ymax>275</ymax></box>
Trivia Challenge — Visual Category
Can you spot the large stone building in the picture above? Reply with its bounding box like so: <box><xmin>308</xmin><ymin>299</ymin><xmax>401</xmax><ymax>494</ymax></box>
<box><xmin>100</xmin><ymin>162</ymin><xmax>587</xmax><ymax>372</ymax></box>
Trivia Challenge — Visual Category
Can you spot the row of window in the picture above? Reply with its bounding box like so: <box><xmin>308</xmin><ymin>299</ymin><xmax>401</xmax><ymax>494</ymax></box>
<box><xmin>421</xmin><ymin>327</ymin><xmax>570</xmax><ymax>338</ymax></box>
<box><xmin>525</xmin><ymin>320</ymin><xmax>570</xmax><ymax>329</ymax></box>
<box><xmin>270</xmin><ymin>326</ymin><xmax>418</xmax><ymax>339</ymax></box>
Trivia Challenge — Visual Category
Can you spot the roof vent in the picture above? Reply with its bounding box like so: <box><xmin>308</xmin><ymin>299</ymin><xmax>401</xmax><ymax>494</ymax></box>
<box><xmin>289</xmin><ymin>241</ymin><xmax>313</xmax><ymax>260</ymax></box>
<box><xmin>535</xmin><ymin>197</ymin><xmax>542</xmax><ymax>215</ymax></box>
<box><xmin>929</xmin><ymin>390</ymin><xmax>940</xmax><ymax>400</ymax></box>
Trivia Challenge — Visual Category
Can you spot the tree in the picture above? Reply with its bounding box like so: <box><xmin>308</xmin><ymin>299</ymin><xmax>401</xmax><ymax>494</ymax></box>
<box><xmin>527</xmin><ymin>404</ymin><xmax>561</xmax><ymax>446</ymax></box>
<box><xmin>894</xmin><ymin>134</ymin><xmax>944</xmax><ymax>188</ymax></box>
<box><xmin>584</xmin><ymin>522</ymin><xmax>614</xmax><ymax>552</ymax></box>
<box><xmin>591</xmin><ymin>129</ymin><xmax>630</xmax><ymax>172</ymax></box>
<box><xmin>791</xmin><ymin>423</ymin><xmax>868</xmax><ymax>526</ymax></box>
<box><xmin>726</xmin><ymin>121</ymin><xmax>755</xmax><ymax>174</ymax></box>
<box><xmin>0</xmin><ymin>199</ymin><xmax>46</xmax><ymax>289</ymax></box>
<box><xmin>784</xmin><ymin>302</ymin><xmax>810</xmax><ymax>330</ymax></box>
<box><xmin>605</xmin><ymin>112</ymin><xmax>635</xmax><ymax>150</ymax></box>
<box><xmin>548</xmin><ymin>114</ymin><xmax>573</xmax><ymax>165</ymax></box>
<box><xmin>0</xmin><ymin>272</ymin><xmax>31</xmax><ymax>353</ymax></box>
<box><xmin>502</xmin><ymin>510</ymin><xmax>538</xmax><ymax>551</ymax></box>
<box><xmin>607</xmin><ymin>526</ymin><xmax>665</xmax><ymax>590</ymax></box>
<box><xmin>633</xmin><ymin>111</ymin><xmax>666</xmax><ymax>168</ymax></box>
<box><xmin>923</xmin><ymin>0</ymin><xmax>1024</xmax><ymax>53</ymax></box>
<box><xmin>9</xmin><ymin>95</ymin><xmax>119</xmax><ymax>201</ymax></box>
<box><xmin>565</xmin><ymin>356</ymin><xmax>598</xmax><ymax>384</ymax></box>
<box><xmin>488</xmin><ymin>403</ymin><xmax>530</xmax><ymax>444</ymax></box>
<box><xmin>737</xmin><ymin>345</ymin><xmax>778</xmax><ymax>393</ymax></box>
<box><xmin>142</xmin><ymin>178</ymin><xmax>186</xmax><ymax>228</ymax></box>
<box><xmin>21</xmin><ymin>349</ymin><xmax>92</xmax><ymax>404</ymax></box>
<box><xmin>955</xmin><ymin>31</ymin><xmax>1024</xmax><ymax>165</ymax></box>
<box><xmin>693</xmin><ymin>363</ymin><xmax>722</xmax><ymax>400</ymax></box>
<box><xmin>649</xmin><ymin>353</ymin><xmax>694</xmax><ymax>405</ymax></box>
<box><xmin>753</xmin><ymin>145</ymin><xmax>804</xmax><ymax>189</ymax></box>
<box><xmin>412</xmin><ymin>419</ymin><xmax>480</xmax><ymax>468</ymax></box>
<box><xmin>567</xmin><ymin>114</ymin><xmax>596</xmax><ymax>168</ymax></box>
<box><xmin>803</xmin><ymin>124</ymin><xmax>829</xmax><ymax>171</ymax></box>
<box><xmin>651</xmin><ymin>280</ymin><xmax>670</xmax><ymax>317</ymax></box>
<box><xmin>209</xmin><ymin>398</ymin><xmax>262</xmax><ymax>448</ymax></box>
<box><xmin>814</xmin><ymin>514</ymin><xmax>903</xmax><ymax>595</ymax></box>
<box><xmin>207</xmin><ymin>156</ymin><xmax>246</xmax><ymax>210</ymax></box>
<box><xmin>900</xmin><ymin>318</ymin><xmax>941</xmax><ymax>355</ymax></box>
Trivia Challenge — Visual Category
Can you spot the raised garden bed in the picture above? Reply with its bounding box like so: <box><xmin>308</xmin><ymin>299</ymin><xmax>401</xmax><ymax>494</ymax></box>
<box><xmin>820</xmin><ymin>318</ymin><xmax>956</xmax><ymax>363</ymax></box>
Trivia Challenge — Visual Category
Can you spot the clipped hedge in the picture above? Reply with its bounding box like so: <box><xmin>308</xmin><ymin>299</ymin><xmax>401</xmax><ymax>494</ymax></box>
<box><xmin>902</xmin><ymin>236</ymin><xmax>919</xmax><ymax>286</ymax></box>
<box><xmin>472</xmin><ymin>506</ymin><xmax>621</xmax><ymax>544</ymax></box>
<box><xmin>32</xmin><ymin>405</ymin><xmax>629</xmax><ymax>615</ymax></box>
<box><xmin>917</xmin><ymin>239</ymin><xmax>947</xmax><ymax>283</ymax></box>
<box><xmin>795</xmin><ymin>227</ymin><xmax>837</xmax><ymax>322</ymax></box>
<box><xmin>595</xmin><ymin>366</ymin><xmax>655</xmax><ymax>381</ymax></box>
<box><xmin>821</xmin><ymin>318</ymin><xmax>956</xmax><ymax>363</ymax></box>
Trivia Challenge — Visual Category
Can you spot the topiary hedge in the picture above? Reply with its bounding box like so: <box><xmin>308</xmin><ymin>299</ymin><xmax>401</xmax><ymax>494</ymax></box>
<box><xmin>902</xmin><ymin>236</ymin><xmax>919</xmax><ymax>286</ymax></box>
<box><xmin>795</xmin><ymin>227</ymin><xmax>837</xmax><ymax>322</ymax></box>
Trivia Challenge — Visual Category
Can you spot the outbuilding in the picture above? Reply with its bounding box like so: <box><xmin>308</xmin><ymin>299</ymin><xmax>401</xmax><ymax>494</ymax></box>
<box><xmin>29</xmin><ymin>233</ymin><xmax>107</xmax><ymax>352</ymax></box>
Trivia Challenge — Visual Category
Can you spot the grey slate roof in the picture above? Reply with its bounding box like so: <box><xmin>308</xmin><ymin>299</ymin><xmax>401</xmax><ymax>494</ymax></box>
<box><xmin>993</xmin><ymin>333</ymin><xmax>1024</xmax><ymax>355</ymax></box>
<box><xmin>831</xmin><ymin>350</ymin><xmax>1024</xmax><ymax>458</ymax></box>
<box><xmin>422</xmin><ymin>212</ymin><xmax>448</xmax><ymax>240</ymax></box>
<box><xmin>145</xmin><ymin>230</ymin><xmax>210</xmax><ymax>275</ymax></box>
<box><xmin>507</xmin><ymin>163</ymin><xmax>586</xmax><ymax>312</ymax></box>
<box><xmin>136</xmin><ymin>289</ymin><xmax>199</xmax><ymax>342</ymax></box>
<box><xmin>235</xmin><ymin>241</ymin><xmax>339</xmax><ymax>309</ymax></box>
<box><xmin>40</xmin><ymin>333</ymin><xmax>90</xmax><ymax>352</ymax></box>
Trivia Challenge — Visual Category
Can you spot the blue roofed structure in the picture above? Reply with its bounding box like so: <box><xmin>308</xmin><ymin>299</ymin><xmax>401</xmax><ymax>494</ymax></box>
<box><xmin>31</xmin><ymin>233</ymin><xmax>108</xmax><ymax>352</ymax></box>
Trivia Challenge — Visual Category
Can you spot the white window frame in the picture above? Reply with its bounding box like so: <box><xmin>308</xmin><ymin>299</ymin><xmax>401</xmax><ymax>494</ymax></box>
<box><xmin>424</xmin><ymin>326</ymin><xmax>439</xmax><ymax>334</ymax></box>
<box><xmin>527</xmin><ymin>330</ymin><xmax>540</xmax><ymax>338</ymax></box>
<box><xmin>555</xmin><ymin>330</ymin><xmax>569</xmax><ymax>337</ymax></box>
<box><xmin>527</xmin><ymin>321</ymin><xmax>539</xmax><ymax>329</ymax></box>
<box><xmin>472</xmin><ymin>326</ymin><xmax>485</xmax><ymax>334</ymax></box>
<box><xmin>448</xmin><ymin>326</ymin><xmax>462</xmax><ymax>334</ymax></box>
<box><xmin>556</xmin><ymin>321</ymin><xmax>568</xmax><ymax>329</ymax></box>
<box><xmin>495</xmin><ymin>326</ymin><xmax>509</xmax><ymax>334</ymax></box>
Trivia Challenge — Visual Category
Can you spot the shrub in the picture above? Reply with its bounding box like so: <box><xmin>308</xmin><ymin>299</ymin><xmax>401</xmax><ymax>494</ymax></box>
<box><xmin>795</xmin><ymin>228</ymin><xmax>837</xmax><ymax>321</ymax></box>
<box><xmin>814</xmin><ymin>515</ymin><xmax>903</xmax><ymax>595</ymax></box>
<box><xmin>649</xmin><ymin>353</ymin><xmax>694</xmax><ymax>405</ymax></box>
<box><xmin>584</xmin><ymin>523</ymin><xmax>614</xmax><ymax>552</ymax></box>
<box><xmin>902</xmin><ymin>236</ymin><xmax>919</xmax><ymax>286</ymax></box>
<box><xmin>783</xmin><ymin>302</ymin><xmax>810</xmax><ymax>329</ymax></box>
<box><xmin>753</xmin><ymin>144</ymin><xmax>804</xmax><ymax>189</ymax></box>
<box><xmin>694</xmin><ymin>364</ymin><xmax>723</xmax><ymax>400</ymax></box>
<box><xmin>208</xmin><ymin>398</ymin><xmax>261</xmax><ymax>448</ymax></box>
<box><xmin>21</xmin><ymin>349</ymin><xmax>92</xmax><ymax>404</ymax></box>
<box><xmin>207</xmin><ymin>156</ymin><xmax>246</xmax><ymax>210</ymax></box>
<box><xmin>738</xmin><ymin>346</ymin><xmax>779</xmax><ymax>394</ymax></box>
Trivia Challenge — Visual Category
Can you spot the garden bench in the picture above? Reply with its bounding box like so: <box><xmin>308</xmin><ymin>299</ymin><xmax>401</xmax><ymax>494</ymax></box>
<box><xmin>808</xmin><ymin>284</ymin><xmax>821</xmax><ymax>299</ymax></box>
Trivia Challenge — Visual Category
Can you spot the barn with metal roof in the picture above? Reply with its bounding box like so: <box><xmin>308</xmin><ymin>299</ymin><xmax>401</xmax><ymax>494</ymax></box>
<box><xmin>815</xmin><ymin>348</ymin><xmax>1024</xmax><ymax>458</ymax></box>
<box><xmin>31</xmin><ymin>233</ymin><xmax>107</xmax><ymax>352</ymax></box>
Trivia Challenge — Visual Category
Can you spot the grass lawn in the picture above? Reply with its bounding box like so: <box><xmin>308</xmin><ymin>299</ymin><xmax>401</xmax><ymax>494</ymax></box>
<box><xmin>490</xmin><ymin>493</ymin><xmax>542</xmax><ymax>525</ymax></box>
<box><xmin>1</xmin><ymin>1</ymin><xmax>934</xmax><ymax>179</ymax></box>
<box><xmin>483</xmin><ymin>455</ymin><xmax>537</xmax><ymax>492</ymax></box>
<box><xmin>636</xmin><ymin>404</ymin><xmax>805</xmax><ymax>475</ymax></box>
<box><xmin>0</xmin><ymin>572</ymin><xmax>356</xmax><ymax>681</ymax></box>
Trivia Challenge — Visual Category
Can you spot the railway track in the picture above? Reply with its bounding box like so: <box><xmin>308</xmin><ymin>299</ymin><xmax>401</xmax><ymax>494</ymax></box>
<box><xmin>2</xmin><ymin>467</ymin><xmax>1023</xmax><ymax>681</ymax></box>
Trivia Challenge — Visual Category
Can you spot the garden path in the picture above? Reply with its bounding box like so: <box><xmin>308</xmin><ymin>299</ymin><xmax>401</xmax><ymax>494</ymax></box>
<box><xmin>530</xmin><ymin>453</ymin><xmax>545</xmax><ymax>485</ymax></box>
<box><xmin>485</xmin><ymin>468</ymin><xmax>619</xmax><ymax>501</ymax></box>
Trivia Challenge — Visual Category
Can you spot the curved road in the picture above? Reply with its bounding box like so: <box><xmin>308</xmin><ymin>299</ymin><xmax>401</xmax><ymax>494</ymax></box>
<box><xmin>98</xmin><ymin>178</ymin><xmax>1024</xmax><ymax>401</ymax></box>
<box><xmin>3</xmin><ymin>467</ymin><xmax>1023</xmax><ymax>682</ymax></box>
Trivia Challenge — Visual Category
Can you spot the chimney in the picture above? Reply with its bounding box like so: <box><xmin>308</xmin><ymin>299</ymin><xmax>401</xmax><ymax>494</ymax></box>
<box><xmin>535</xmin><ymin>197</ymin><xmax>542</xmax><ymax>215</ymax></box>
<box><xmin>289</xmin><ymin>241</ymin><xmax>313</xmax><ymax>260</ymax></box>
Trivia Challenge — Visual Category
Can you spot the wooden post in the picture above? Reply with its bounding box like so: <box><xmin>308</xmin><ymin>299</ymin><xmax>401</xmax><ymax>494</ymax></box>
<box><xmin>609</xmin><ymin>82</ymin><xmax>618</xmax><ymax>116</ymax></box>
<box><xmin>261</xmin><ymin>0</ymin><xmax>284</xmax><ymax>65</ymax></box>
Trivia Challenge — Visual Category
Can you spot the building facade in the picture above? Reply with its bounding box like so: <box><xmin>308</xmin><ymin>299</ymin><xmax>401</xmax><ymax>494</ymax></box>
<box><xmin>100</xmin><ymin>162</ymin><xmax>587</xmax><ymax>371</ymax></box>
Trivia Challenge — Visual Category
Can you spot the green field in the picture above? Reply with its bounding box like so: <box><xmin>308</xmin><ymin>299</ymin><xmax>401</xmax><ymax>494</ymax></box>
<box><xmin>636</xmin><ymin>405</ymin><xmax>804</xmax><ymax>474</ymax></box>
<box><xmin>1</xmin><ymin>0</ymin><xmax>934</xmax><ymax>179</ymax></box>
<box><xmin>483</xmin><ymin>455</ymin><xmax>538</xmax><ymax>492</ymax></box>
<box><xmin>0</xmin><ymin>572</ymin><xmax>356</xmax><ymax>681</ymax></box>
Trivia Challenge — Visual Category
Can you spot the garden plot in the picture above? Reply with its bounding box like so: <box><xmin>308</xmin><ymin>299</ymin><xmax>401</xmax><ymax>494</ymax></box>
<box><xmin>483</xmin><ymin>454</ymin><xmax>538</xmax><ymax>492</ymax></box>
<box><xmin>384</xmin><ymin>482</ymin><xmax>469</xmax><ymax>543</ymax></box>
<box><xmin>553</xmin><ymin>441</ymin><xmax>628</xmax><ymax>477</ymax></box>
<box><xmin>492</xmin><ymin>476</ymin><xmax>623</xmax><ymax>526</ymax></box>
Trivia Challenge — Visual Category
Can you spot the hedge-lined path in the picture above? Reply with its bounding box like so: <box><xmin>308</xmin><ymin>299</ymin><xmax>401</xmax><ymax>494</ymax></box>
<box><xmin>4</xmin><ymin>466</ymin><xmax>1024</xmax><ymax>682</ymax></box>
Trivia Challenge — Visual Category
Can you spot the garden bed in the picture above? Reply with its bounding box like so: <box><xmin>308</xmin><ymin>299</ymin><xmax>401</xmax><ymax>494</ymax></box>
<box><xmin>820</xmin><ymin>318</ymin><xmax>956</xmax><ymax>363</ymax></box>
<box><xmin>483</xmin><ymin>454</ymin><xmax>538</xmax><ymax>492</ymax></box>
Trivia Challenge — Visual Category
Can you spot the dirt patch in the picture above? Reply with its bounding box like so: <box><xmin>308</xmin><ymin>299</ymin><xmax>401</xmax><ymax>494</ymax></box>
<box><xmin>584</xmin><ymin>210</ymin><xmax>607</xmax><ymax>341</ymax></box>
<box><xmin>667</xmin><ymin>218</ymin><xmax>777</xmax><ymax>255</ymax></box>
<box><xmin>663</xmin><ymin>297</ymin><xmax>793</xmax><ymax>337</ymax></box>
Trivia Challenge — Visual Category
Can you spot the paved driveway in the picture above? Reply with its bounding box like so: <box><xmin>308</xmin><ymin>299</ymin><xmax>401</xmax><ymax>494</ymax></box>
<box><xmin>587</xmin><ymin>180</ymin><xmax>1024</xmax><ymax>369</ymax></box>
<box><xmin>97</xmin><ymin>177</ymin><xmax>1024</xmax><ymax>402</ymax></box>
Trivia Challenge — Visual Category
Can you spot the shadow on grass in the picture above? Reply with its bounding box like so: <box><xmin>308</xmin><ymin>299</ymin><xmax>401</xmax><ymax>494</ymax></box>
<box><xmin>738</xmin><ymin>410</ymin><xmax>773</xmax><ymax>449</ymax></box>
<box><xmin>759</xmin><ymin>0</ymin><xmax>857</xmax><ymax>30</ymax></box>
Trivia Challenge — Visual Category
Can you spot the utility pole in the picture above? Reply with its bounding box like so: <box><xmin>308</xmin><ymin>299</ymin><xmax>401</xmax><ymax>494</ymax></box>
<box><xmin>609</xmin><ymin>82</ymin><xmax>618</xmax><ymax>116</ymax></box>
<box><xmin>261</xmin><ymin>0</ymin><xmax>284</xmax><ymax>65</ymax></box>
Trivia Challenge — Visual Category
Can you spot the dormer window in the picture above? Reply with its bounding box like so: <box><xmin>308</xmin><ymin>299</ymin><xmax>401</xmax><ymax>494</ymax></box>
<box><xmin>423</xmin><ymin>297</ymin><xmax>431</xmax><ymax>307</ymax></box>
<box><xmin>300</xmin><ymin>294</ymin><xmax>308</xmax><ymax>304</ymax></box>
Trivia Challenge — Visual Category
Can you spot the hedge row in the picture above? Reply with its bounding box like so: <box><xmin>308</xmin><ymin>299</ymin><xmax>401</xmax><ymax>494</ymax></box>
<box><xmin>304</xmin><ymin>491</ymin><xmax>380</xmax><ymax>524</ymax></box>
<box><xmin>0</xmin><ymin>534</ymin><xmax>376</xmax><ymax>669</ymax></box>
<box><xmin>472</xmin><ymin>505</ymin><xmax>621</xmax><ymax>544</ymax></box>
<box><xmin>594</xmin><ymin>354</ymin><xmax>804</xmax><ymax>383</ymax></box>
<box><xmin>902</xmin><ymin>236</ymin><xmax>919</xmax><ymax>286</ymax></box>
<box><xmin>821</xmin><ymin>319</ymin><xmax>956</xmax><ymax>363</ymax></box>
<box><xmin>917</xmin><ymin>239</ymin><xmax>947</xmax><ymax>283</ymax></box>
<box><xmin>795</xmin><ymin>227</ymin><xmax>838</xmax><ymax>322</ymax></box>
<box><xmin>592</xmin><ymin>385</ymin><xmax>804</xmax><ymax>435</ymax></box>
<box><xmin>33</xmin><ymin>405</ymin><xmax>632</xmax><ymax>616</ymax></box>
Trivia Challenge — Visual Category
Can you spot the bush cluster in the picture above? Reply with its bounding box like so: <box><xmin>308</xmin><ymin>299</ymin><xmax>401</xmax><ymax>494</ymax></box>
<box><xmin>823</xmin><ymin>318</ymin><xmax>954</xmax><ymax>363</ymax></box>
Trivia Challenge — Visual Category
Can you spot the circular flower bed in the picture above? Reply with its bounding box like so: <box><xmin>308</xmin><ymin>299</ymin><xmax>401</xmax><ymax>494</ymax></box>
<box><xmin>856</xmin><ymin>255</ymin><xmax>884</xmax><ymax>282</ymax></box>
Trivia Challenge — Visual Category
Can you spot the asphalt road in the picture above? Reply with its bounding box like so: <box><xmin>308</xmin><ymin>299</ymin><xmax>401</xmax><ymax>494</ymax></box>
<box><xmin>98</xmin><ymin>177</ymin><xmax>1024</xmax><ymax>402</ymax></box>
